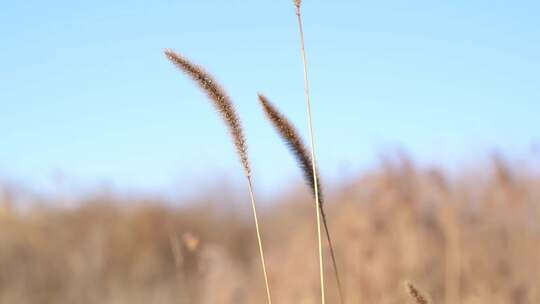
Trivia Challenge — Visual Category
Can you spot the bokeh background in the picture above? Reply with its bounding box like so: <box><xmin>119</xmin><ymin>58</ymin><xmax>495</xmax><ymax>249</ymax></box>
<box><xmin>1</xmin><ymin>1</ymin><xmax>539</xmax><ymax>304</ymax></box>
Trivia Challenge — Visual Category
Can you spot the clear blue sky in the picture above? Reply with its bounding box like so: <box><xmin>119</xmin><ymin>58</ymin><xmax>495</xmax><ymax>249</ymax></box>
<box><xmin>1</xmin><ymin>1</ymin><xmax>539</xmax><ymax>196</ymax></box>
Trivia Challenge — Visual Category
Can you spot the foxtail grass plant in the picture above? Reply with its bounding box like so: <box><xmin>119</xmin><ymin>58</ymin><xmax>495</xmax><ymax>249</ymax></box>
<box><xmin>292</xmin><ymin>1</ymin><xmax>328</xmax><ymax>304</ymax></box>
<box><xmin>405</xmin><ymin>282</ymin><xmax>430</xmax><ymax>304</ymax></box>
<box><xmin>258</xmin><ymin>94</ymin><xmax>344</xmax><ymax>303</ymax></box>
<box><xmin>164</xmin><ymin>50</ymin><xmax>272</xmax><ymax>304</ymax></box>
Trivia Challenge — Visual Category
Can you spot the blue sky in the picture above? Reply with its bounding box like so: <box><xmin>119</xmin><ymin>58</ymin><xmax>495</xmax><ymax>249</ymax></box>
<box><xmin>1</xmin><ymin>1</ymin><xmax>539</xmax><ymax>196</ymax></box>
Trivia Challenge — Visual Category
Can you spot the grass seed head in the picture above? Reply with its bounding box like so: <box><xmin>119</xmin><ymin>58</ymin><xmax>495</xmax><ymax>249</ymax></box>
<box><xmin>164</xmin><ymin>49</ymin><xmax>250</xmax><ymax>177</ymax></box>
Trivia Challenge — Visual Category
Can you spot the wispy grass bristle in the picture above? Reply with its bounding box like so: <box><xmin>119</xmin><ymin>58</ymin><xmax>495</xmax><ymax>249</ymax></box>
<box><xmin>258</xmin><ymin>94</ymin><xmax>321</xmax><ymax>200</ymax></box>
<box><xmin>405</xmin><ymin>282</ymin><xmax>430</xmax><ymax>304</ymax></box>
<box><xmin>164</xmin><ymin>49</ymin><xmax>250</xmax><ymax>177</ymax></box>
<box><xmin>258</xmin><ymin>93</ymin><xmax>344</xmax><ymax>304</ymax></box>
<box><xmin>290</xmin><ymin>1</ymin><xmax>328</xmax><ymax>303</ymax></box>
<box><xmin>165</xmin><ymin>49</ymin><xmax>272</xmax><ymax>304</ymax></box>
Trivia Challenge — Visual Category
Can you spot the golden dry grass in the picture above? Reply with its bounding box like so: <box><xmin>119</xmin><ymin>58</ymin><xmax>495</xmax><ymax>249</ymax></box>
<box><xmin>165</xmin><ymin>49</ymin><xmax>272</xmax><ymax>303</ymax></box>
<box><xmin>0</xmin><ymin>155</ymin><xmax>539</xmax><ymax>304</ymax></box>
<box><xmin>258</xmin><ymin>93</ymin><xmax>343</xmax><ymax>302</ymax></box>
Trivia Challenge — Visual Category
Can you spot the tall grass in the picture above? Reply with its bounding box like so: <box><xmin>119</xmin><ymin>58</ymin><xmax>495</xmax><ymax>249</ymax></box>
<box><xmin>258</xmin><ymin>94</ymin><xmax>344</xmax><ymax>302</ymax></box>
<box><xmin>164</xmin><ymin>50</ymin><xmax>272</xmax><ymax>304</ymax></box>
<box><xmin>291</xmin><ymin>1</ymin><xmax>328</xmax><ymax>303</ymax></box>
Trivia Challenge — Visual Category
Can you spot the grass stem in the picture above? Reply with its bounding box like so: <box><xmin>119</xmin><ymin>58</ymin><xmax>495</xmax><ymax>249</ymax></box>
<box><xmin>294</xmin><ymin>4</ymin><xmax>326</xmax><ymax>304</ymax></box>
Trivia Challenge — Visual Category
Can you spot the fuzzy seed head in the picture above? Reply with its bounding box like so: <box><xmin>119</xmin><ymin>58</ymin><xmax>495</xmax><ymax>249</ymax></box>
<box><xmin>258</xmin><ymin>93</ymin><xmax>345</xmax><ymax>304</ymax></box>
<box><xmin>258</xmin><ymin>94</ymin><xmax>322</xmax><ymax>204</ymax></box>
<box><xmin>406</xmin><ymin>282</ymin><xmax>430</xmax><ymax>304</ymax></box>
<box><xmin>165</xmin><ymin>49</ymin><xmax>250</xmax><ymax>177</ymax></box>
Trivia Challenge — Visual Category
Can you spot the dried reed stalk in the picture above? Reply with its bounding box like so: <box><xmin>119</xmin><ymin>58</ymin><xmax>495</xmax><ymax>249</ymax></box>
<box><xmin>292</xmin><ymin>1</ymin><xmax>327</xmax><ymax>304</ymax></box>
<box><xmin>405</xmin><ymin>282</ymin><xmax>430</xmax><ymax>304</ymax></box>
<box><xmin>258</xmin><ymin>94</ymin><xmax>344</xmax><ymax>303</ymax></box>
<box><xmin>164</xmin><ymin>49</ymin><xmax>272</xmax><ymax>304</ymax></box>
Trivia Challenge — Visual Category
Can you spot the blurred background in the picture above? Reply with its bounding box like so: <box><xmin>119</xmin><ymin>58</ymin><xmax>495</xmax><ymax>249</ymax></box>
<box><xmin>1</xmin><ymin>1</ymin><xmax>539</xmax><ymax>304</ymax></box>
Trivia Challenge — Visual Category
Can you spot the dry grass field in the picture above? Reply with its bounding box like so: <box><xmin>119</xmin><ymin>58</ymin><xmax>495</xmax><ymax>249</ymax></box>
<box><xmin>3</xmin><ymin>2</ymin><xmax>538</xmax><ymax>303</ymax></box>
<box><xmin>1</xmin><ymin>155</ymin><xmax>539</xmax><ymax>304</ymax></box>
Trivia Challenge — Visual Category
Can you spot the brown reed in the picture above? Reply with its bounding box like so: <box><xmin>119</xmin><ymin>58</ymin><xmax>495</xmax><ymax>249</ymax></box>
<box><xmin>258</xmin><ymin>93</ymin><xmax>344</xmax><ymax>303</ymax></box>
<box><xmin>164</xmin><ymin>49</ymin><xmax>272</xmax><ymax>304</ymax></box>
<box><xmin>405</xmin><ymin>282</ymin><xmax>430</xmax><ymax>304</ymax></box>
